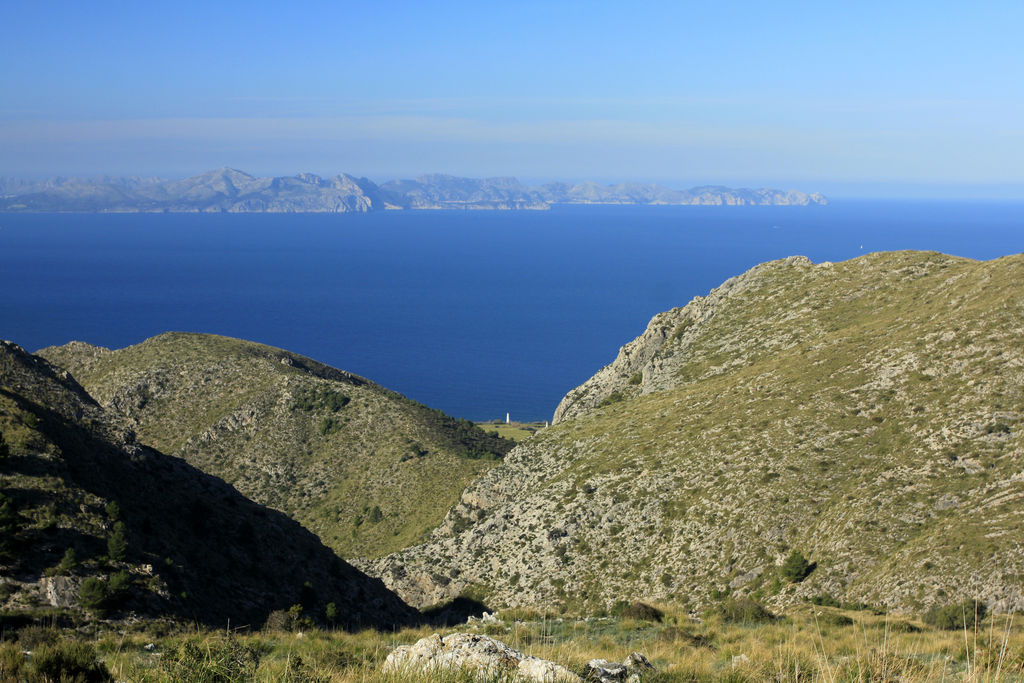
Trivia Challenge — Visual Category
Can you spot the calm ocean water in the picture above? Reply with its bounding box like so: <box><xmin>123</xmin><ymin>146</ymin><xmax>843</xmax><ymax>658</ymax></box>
<box><xmin>1</xmin><ymin>201</ymin><xmax>1022</xmax><ymax>421</ymax></box>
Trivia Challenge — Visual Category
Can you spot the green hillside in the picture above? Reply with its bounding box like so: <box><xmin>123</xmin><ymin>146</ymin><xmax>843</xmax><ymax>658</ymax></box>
<box><xmin>39</xmin><ymin>333</ymin><xmax>512</xmax><ymax>559</ymax></box>
<box><xmin>0</xmin><ymin>340</ymin><xmax>412</xmax><ymax>628</ymax></box>
<box><xmin>372</xmin><ymin>251</ymin><xmax>1024</xmax><ymax>613</ymax></box>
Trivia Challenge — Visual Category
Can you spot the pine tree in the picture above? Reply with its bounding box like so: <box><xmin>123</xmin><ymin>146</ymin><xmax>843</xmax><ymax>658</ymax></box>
<box><xmin>107</xmin><ymin>521</ymin><xmax>128</xmax><ymax>562</ymax></box>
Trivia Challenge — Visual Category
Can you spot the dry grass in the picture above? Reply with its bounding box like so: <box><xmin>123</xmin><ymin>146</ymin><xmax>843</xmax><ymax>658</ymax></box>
<box><xmin>73</xmin><ymin>605</ymin><xmax>1024</xmax><ymax>681</ymax></box>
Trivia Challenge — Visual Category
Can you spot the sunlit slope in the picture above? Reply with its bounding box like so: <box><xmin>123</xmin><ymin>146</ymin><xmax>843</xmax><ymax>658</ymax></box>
<box><xmin>372</xmin><ymin>251</ymin><xmax>1024</xmax><ymax>612</ymax></box>
<box><xmin>39</xmin><ymin>333</ymin><xmax>512</xmax><ymax>558</ymax></box>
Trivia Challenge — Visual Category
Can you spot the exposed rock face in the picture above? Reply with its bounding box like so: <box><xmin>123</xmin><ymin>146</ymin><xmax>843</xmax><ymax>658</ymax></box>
<box><xmin>1</xmin><ymin>169</ymin><xmax>827</xmax><ymax>212</ymax></box>
<box><xmin>371</xmin><ymin>251</ymin><xmax>1024</xmax><ymax>614</ymax></box>
<box><xmin>39</xmin><ymin>576</ymin><xmax>82</xmax><ymax>608</ymax></box>
<box><xmin>382</xmin><ymin>633</ymin><xmax>581</xmax><ymax>682</ymax></box>
<box><xmin>554</xmin><ymin>255</ymin><xmax>815</xmax><ymax>423</ymax></box>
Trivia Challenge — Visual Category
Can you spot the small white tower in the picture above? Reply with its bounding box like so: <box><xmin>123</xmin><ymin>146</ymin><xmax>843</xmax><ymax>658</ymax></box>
<box><xmin>506</xmin><ymin>412</ymin><xmax>510</xmax><ymax>424</ymax></box>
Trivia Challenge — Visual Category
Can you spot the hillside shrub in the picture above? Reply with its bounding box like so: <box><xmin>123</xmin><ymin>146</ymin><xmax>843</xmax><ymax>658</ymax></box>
<box><xmin>0</xmin><ymin>431</ymin><xmax>8</xmax><ymax>459</ymax></box>
<box><xmin>810</xmin><ymin>593</ymin><xmax>840</xmax><ymax>608</ymax></box>
<box><xmin>815</xmin><ymin>611</ymin><xmax>854</xmax><ymax>627</ymax></box>
<box><xmin>108</xmin><ymin>570</ymin><xmax>131</xmax><ymax>602</ymax></box>
<box><xmin>318</xmin><ymin>416</ymin><xmax>342</xmax><ymax>436</ymax></box>
<box><xmin>0</xmin><ymin>493</ymin><xmax>20</xmax><ymax>559</ymax></box>
<box><xmin>159</xmin><ymin>637</ymin><xmax>261</xmax><ymax>682</ymax></box>
<box><xmin>293</xmin><ymin>387</ymin><xmax>349</xmax><ymax>413</ymax></box>
<box><xmin>107</xmin><ymin>522</ymin><xmax>128</xmax><ymax>562</ymax></box>
<box><xmin>780</xmin><ymin>550</ymin><xmax>814</xmax><ymax>583</ymax></box>
<box><xmin>56</xmin><ymin>548</ymin><xmax>79</xmax><ymax>574</ymax></box>
<box><xmin>30</xmin><ymin>641</ymin><xmax>112</xmax><ymax>683</ymax></box>
<box><xmin>78</xmin><ymin>578</ymin><xmax>108</xmax><ymax>614</ymax></box>
<box><xmin>598</xmin><ymin>391</ymin><xmax>625</xmax><ymax>407</ymax></box>
<box><xmin>923</xmin><ymin>599</ymin><xmax>988</xmax><ymax>630</ymax></box>
<box><xmin>716</xmin><ymin>598</ymin><xmax>776</xmax><ymax>624</ymax></box>
<box><xmin>610</xmin><ymin>600</ymin><xmax>664</xmax><ymax>622</ymax></box>
<box><xmin>18</xmin><ymin>626</ymin><xmax>60</xmax><ymax>649</ymax></box>
<box><xmin>0</xmin><ymin>642</ymin><xmax>27</xmax><ymax>679</ymax></box>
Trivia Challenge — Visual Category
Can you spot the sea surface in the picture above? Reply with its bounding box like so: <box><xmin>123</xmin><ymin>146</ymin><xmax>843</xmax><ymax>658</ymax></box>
<box><xmin>2</xmin><ymin>201</ymin><xmax>1023</xmax><ymax>421</ymax></box>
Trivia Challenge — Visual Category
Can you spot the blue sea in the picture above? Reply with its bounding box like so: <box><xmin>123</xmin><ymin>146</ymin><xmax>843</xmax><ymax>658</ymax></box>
<box><xmin>2</xmin><ymin>201</ymin><xmax>1023</xmax><ymax>421</ymax></box>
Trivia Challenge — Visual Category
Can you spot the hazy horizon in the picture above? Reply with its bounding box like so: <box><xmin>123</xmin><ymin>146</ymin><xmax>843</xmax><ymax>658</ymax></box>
<box><xmin>3</xmin><ymin>2</ymin><xmax>1023</xmax><ymax>200</ymax></box>
<box><xmin>5</xmin><ymin>166</ymin><xmax>1024</xmax><ymax>201</ymax></box>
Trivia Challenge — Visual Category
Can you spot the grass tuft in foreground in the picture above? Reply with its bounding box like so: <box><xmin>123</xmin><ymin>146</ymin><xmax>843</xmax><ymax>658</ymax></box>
<box><xmin>6</xmin><ymin>604</ymin><xmax>1022</xmax><ymax>682</ymax></box>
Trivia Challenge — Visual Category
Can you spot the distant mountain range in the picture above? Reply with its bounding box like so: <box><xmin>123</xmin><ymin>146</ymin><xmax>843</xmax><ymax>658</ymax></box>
<box><xmin>0</xmin><ymin>168</ymin><xmax>828</xmax><ymax>213</ymax></box>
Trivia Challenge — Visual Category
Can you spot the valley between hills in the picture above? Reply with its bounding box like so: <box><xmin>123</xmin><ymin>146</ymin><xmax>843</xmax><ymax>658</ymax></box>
<box><xmin>1</xmin><ymin>249</ymin><xmax>1023</xmax><ymax>680</ymax></box>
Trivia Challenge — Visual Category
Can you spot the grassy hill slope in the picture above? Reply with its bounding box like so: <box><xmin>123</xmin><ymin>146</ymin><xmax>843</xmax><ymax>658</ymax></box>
<box><xmin>39</xmin><ymin>333</ymin><xmax>512</xmax><ymax>559</ymax></box>
<box><xmin>0</xmin><ymin>340</ymin><xmax>413</xmax><ymax>628</ymax></box>
<box><xmin>371</xmin><ymin>251</ymin><xmax>1024</xmax><ymax>614</ymax></box>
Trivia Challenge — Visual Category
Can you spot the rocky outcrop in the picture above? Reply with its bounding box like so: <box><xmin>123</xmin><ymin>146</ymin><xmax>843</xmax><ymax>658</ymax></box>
<box><xmin>382</xmin><ymin>633</ymin><xmax>581</xmax><ymax>682</ymax></box>
<box><xmin>586</xmin><ymin>653</ymin><xmax>654</xmax><ymax>683</ymax></box>
<box><xmin>553</xmin><ymin>255</ymin><xmax>815</xmax><ymax>423</ymax></box>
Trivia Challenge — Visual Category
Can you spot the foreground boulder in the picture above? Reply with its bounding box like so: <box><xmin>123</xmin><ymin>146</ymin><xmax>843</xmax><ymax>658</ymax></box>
<box><xmin>586</xmin><ymin>652</ymin><xmax>655</xmax><ymax>683</ymax></box>
<box><xmin>383</xmin><ymin>633</ymin><xmax>581</xmax><ymax>682</ymax></box>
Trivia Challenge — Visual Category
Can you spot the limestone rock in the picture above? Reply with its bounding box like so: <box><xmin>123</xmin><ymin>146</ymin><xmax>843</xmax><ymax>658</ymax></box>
<box><xmin>40</xmin><ymin>576</ymin><xmax>81</xmax><ymax>608</ymax></box>
<box><xmin>383</xmin><ymin>633</ymin><xmax>581</xmax><ymax>682</ymax></box>
<box><xmin>585</xmin><ymin>652</ymin><xmax>654</xmax><ymax>682</ymax></box>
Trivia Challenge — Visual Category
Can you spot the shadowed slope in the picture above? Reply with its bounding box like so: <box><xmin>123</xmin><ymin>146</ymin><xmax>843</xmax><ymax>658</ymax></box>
<box><xmin>0</xmin><ymin>341</ymin><xmax>414</xmax><ymax>628</ymax></box>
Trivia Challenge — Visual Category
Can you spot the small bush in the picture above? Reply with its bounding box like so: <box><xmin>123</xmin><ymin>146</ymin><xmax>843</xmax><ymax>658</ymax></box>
<box><xmin>810</xmin><ymin>593</ymin><xmax>840</xmax><ymax>608</ymax></box>
<box><xmin>107</xmin><ymin>522</ymin><xmax>128</xmax><ymax>562</ymax></box>
<box><xmin>264</xmin><ymin>605</ymin><xmax>311</xmax><ymax>631</ymax></box>
<box><xmin>0</xmin><ymin>432</ymin><xmax>9</xmax><ymax>459</ymax></box>
<box><xmin>885</xmin><ymin>620</ymin><xmax>922</xmax><ymax>633</ymax></box>
<box><xmin>160</xmin><ymin>638</ymin><xmax>261</xmax><ymax>682</ymax></box>
<box><xmin>598</xmin><ymin>391</ymin><xmax>626</xmax><ymax>408</ymax></box>
<box><xmin>815</xmin><ymin>611</ymin><xmax>854</xmax><ymax>627</ymax></box>
<box><xmin>0</xmin><ymin>493</ymin><xmax>21</xmax><ymax>559</ymax></box>
<box><xmin>18</xmin><ymin>625</ymin><xmax>61</xmax><ymax>649</ymax></box>
<box><xmin>318</xmin><ymin>416</ymin><xmax>342</xmax><ymax>436</ymax></box>
<box><xmin>923</xmin><ymin>599</ymin><xmax>988</xmax><ymax>630</ymax></box>
<box><xmin>715</xmin><ymin>598</ymin><xmax>776</xmax><ymax>624</ymax></box>
<box><xmin>0</xmin><ymin>642</ymin><xmax>27</xmax><ymax>679</ymax></box>
<box><xmin>610</xmin><ymin>600</ymin><xmax>664</xmax><ymax>622</ymax></box>
<box><xmin>31</xmin><ymin>641</ymin><xmax>112</xmax><ymax>682</ymax></box>
<box><xmin>780</xmin><ymin>550</ymin><xmax>814</xmax><ymax>583</ymax></box>
<box><xmin>79</xmin><ymin>577</ymin><xmax>108</xmax><ymax>613</ymax></box>
<box><xmin>56</xmin><ymin>548</ymin><xmax>79</xmax><ymax>574</ymax></box>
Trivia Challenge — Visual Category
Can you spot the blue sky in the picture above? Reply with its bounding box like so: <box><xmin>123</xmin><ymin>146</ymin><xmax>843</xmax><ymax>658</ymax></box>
<box><xmin>2</xmin><ymin>1</ymin><xmax>1023</xmax><ymax>196</ymax></box>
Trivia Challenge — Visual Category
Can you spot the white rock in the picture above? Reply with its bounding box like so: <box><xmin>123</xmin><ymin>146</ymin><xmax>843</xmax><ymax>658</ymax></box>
<box><xmin>383</xmin><ymin>633</ymin><xmax>581</xmax><ymax>682</ymax></box>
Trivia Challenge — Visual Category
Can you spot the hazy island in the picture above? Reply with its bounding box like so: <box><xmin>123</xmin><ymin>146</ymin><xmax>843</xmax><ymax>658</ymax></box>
<box><xmin>0</xmin><ymin>167</ymin><xmax>828</xmax><ymax>213</ymax></box>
